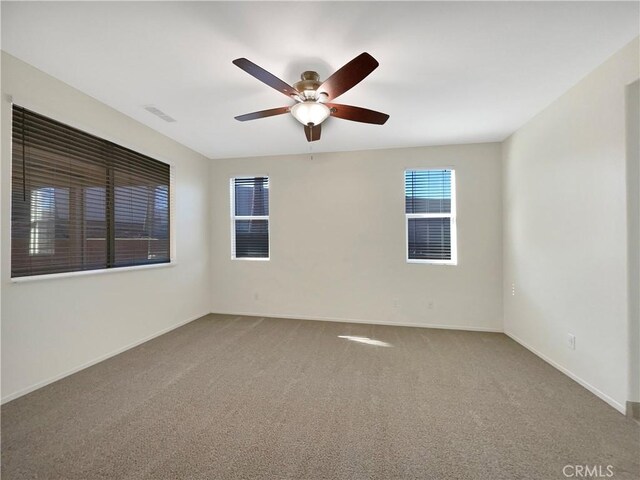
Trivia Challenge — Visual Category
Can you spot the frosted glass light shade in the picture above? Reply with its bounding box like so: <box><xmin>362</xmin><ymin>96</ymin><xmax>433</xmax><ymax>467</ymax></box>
<box><xmin>291</xmin><ymin>101</ymin><xmax>330</xmax><ymax>126</ymax></box>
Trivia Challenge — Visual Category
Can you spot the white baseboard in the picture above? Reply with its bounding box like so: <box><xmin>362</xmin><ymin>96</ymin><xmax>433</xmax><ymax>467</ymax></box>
<box><xmin>211</xmin><ymin>310</ymin><xmax>503</xmax><ymax>333</ymax></box>
<box><xmin>504</xmin><ymin>331</ymin><xmax>626</xmax><ymax>415</ymax></box>
<box><xmin>1</xmin><ymin>311</ymin><xmax>209</xmax><ymax>405</ymax></box>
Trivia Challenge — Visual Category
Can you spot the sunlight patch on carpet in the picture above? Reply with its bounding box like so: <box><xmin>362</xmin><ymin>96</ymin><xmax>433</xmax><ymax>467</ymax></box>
<box><xmin>337</xmin><ymin>335</ymin><xmax>392</xmax><ymax>347</ymax></box>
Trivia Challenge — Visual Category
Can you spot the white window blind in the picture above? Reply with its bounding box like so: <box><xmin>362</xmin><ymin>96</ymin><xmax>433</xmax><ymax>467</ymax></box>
<box><xmin>231</xmin><ymin>177</ymin><xmax>269</xmax><ymax>259</ymax></box>
<box><xmin>405</xmin><ymin>169</ymin><xmax>457</xmax><ymax>264</ymax></box>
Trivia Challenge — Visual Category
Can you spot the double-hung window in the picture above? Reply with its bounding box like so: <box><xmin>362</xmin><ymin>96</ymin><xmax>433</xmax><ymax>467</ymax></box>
<box><xmin>405</xmin><ymin>169</ymin><xmax>457</xmax><ymax>264</ymax></box>
<box><xmin>231</xmin><ymin>176</ymin><xmax>269</xmax><ymax>259</ymax></box>
<box><xmin>11</xmin><ymin>105</ymin><xmax>171</xmax><ymax>278</ymax></box>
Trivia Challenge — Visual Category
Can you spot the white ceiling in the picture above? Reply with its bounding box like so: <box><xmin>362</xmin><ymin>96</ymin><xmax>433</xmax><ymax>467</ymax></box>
<box><xmin>1</xmin><ymin>1</ymin><xmax>638</xmax><ymax>159</ymax></box>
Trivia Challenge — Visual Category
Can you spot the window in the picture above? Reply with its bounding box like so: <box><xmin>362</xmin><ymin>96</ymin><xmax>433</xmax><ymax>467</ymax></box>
<box><xmin>231</xmin><ymin>177</ymin><xmax>269</xmax><ymax>259</ymax></box>
<box><xmin>29</xmin><ymin>187</ymin><xmax>56</xmax><ymax>255</ymax></box>
<box><xmin>11</xmin><ymin>105</ymin><xmax>170</xmax><ymax>278</ymax></box>
<box><xmin>405</xmin><ymin>169</ymin><xmax>457</xmax><ymax>264</ymax></box>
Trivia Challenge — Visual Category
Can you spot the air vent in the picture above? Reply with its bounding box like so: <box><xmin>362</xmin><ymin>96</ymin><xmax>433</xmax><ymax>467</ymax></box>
<box><xmin>143</xmin><ymin>105</ymin><xmax>176</xmax><ymax>123</ymax></box>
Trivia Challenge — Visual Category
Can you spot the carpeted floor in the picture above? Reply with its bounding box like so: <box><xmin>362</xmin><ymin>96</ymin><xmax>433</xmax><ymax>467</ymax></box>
<box><xmin>2</xmin><ymin>314</ymin><xmax>639</xmax><ymax>479</ymax></box>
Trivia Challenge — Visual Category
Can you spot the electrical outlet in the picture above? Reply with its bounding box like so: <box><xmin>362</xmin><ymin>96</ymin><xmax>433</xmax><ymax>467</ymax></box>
<box><xmin>567</xmin><ymin>333</ymin><xmax>576</xmax><ymax>350</ymax></box>
<box><xmin>427</xmin><ymin>301</ymin><xmax>434</xmax><ymax>310</ymax></box>
<box><xmin>393</xmin><ymin>298</ymin><xmax>400</xmax><ymax>308</ymax></box>
<box><xmin>254</xmin><ymin>292</ymin><xmax>259</xmax><ymax>301</ymax></box>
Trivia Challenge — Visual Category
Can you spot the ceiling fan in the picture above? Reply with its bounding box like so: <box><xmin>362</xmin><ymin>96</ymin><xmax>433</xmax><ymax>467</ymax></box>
<box><xmin>232</xmin><ymin>52</ymin><xmax>390</xmax><ymax>142</ymax></box>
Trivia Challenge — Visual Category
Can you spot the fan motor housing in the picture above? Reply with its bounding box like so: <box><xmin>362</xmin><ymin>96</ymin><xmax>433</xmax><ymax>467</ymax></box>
<box><xmin>294</xmin><ymin>71</ymin><xmax>322</xmax><ymax>94</ymax></box>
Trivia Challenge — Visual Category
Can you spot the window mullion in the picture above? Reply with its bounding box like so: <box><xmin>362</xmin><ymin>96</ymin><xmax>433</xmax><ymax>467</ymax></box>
<box><xmin>406</xmin><ymin>213</ymin><xmax>451</xmax><ymax>219</ymax></box>
<box><xmin>234</xmin><ymin>215</ymin><xmax>269</xmax><ymax>220</ymax></box>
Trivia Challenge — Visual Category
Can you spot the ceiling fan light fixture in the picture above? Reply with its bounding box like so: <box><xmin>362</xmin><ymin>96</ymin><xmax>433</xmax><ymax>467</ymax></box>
<box><xmin>232</xmin><ymin>53</ymin><xmax>388</xmax><ymax>142</ymax></box>
<box><xmin>291</xmin><ymin>101</ymin><xmax>330</xmax><ymax>126</ymax></box>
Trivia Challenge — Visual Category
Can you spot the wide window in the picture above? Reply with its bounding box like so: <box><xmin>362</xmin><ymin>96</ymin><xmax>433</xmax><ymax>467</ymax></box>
<box><xmin>11</xmin><ymin>105</ymin><xmax>170</xmax><ymax>278</ymax></box>
<box><xmin>405</xmin><ymin>169</ymin><xmax>457</xmax><ymax>264</ymax></box>
<box><xmin>230</xmin><ymin>176</ymin><xmax>269</xmax><ymax>259</ymax></box>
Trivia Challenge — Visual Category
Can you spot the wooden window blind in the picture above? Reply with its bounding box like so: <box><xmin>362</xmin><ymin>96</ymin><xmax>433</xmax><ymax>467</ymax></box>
<box><xmin>11</xmin><ymin>105</ymin><xmax>170</xmax><ymax>278</ymax></box>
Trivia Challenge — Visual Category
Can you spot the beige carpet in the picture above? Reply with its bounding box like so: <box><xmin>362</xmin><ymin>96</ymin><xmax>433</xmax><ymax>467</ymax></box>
<box><xmin>2</xmin><ymin>314</ymin><xmax>639</xmax><ymax>479</ymax></box>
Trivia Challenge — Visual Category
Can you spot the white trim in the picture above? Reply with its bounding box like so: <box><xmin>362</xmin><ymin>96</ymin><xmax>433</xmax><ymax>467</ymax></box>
<box><xmin>407</xmin><ymin>259</ymin><xmax>457</xmax><ymax>266</ymax></box>
<box><xmin>451</xmin><ymin>169</ymin><xmax>458</xmax><ymax>264</ymax></box>
<box><xmin>10</xmin><ymin>261</ymin><xmax>177</xmax><ymax>283</ymax></box>
<box><xmin>230</xmin><ymin>177</ymin><xmax>235</xmax><ymax>259</ymax></box>
<box><xmin>505</xmin><ymin>331</ymin><xmax>626</xmax><ymax>415</ymax></box>
<box><xmin>211</xmin><ymin>310</ymin><xmax>503</xmax><ymax>333</ymax></box>
<box><xmin>406</xmin><ymin>213</ymin><xmax>451</xmax><ymax>219</ymax></box>
<box><xmin>1</xmin><ymin>311</ymin><xmax>209</xmax><ymax>405</ymax></box>
<box><xmin>170</xmin><ymin>165</ymin><xmax>177</xmax><ymax>263</ymax></box>
<box><xmin>233</xmin><ymin>215</ymin><xmax>268</xmax><ymax>221</ymax></box>
<box><xmin>404</xmin><ymin>168</ymin><xmax>458</xmax><ymax>265</ymax></box>
<box><xmin>231</xmin><ymin>257</ymin><xmax>270</xmax><ymax>262</ymax></box>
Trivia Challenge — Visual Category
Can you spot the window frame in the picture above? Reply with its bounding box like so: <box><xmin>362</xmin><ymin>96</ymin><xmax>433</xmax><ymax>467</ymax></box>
<box><xmin>404</xmin><ymin>168</ymin><xmax>458</xmax><ymax>266</ymax></box>
<box><xmin>9</xmin><ymin>98</ymin><xmax>176</xmax><ymax>282</ymax></box>
<box><xmin>230</xmin><ymin>175</ymin><xmax>270</xmax><ymax>261</ymax></box>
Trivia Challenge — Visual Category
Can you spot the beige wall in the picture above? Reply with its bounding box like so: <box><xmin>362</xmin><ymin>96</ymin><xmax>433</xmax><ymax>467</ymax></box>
<box><xmin>1</xmin><ymin>53</ymin><xmax>211</xmax><ymax>402</ymax></box>
<box><xmin>210</xmin><ymin>143</ymin><xmax>503</xmax><ymax>331</ymax></box>
<box><xmin>502</xmin><ymin>38</ymin><xmax>639</xmax><ymax>413</ymax></box>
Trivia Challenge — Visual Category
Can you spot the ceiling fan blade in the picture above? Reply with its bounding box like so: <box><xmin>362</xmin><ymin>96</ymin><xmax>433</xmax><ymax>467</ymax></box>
<box><xmin>317</xmin><ymin>52</ymin><xmax>379</xmax><ymax>101</ymax></box>
<box><xmin>326</xmin><ymin>103</ymin><xmax>389</xmax><ymax>125</ymax></box>
<box><xmin>233</xmin><ymin>58</ymin><xmax>299</xmax><ymax>98</ymax></box>
<box><xmin>234</xmin><ymin>106</ymin><xmax>291</xmax><ymax>122</ymax></box>
<box><xmin>304</xmin><ymin>124</ymin><xmax>321</xmax><ymax>142</ymax></box>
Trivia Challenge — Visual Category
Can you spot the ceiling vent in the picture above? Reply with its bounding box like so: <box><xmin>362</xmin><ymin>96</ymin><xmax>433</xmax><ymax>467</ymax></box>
<box><xmin>143</xmin><ymin>105</ymin><xmax>176</xmax><ymax>123</ymax></box>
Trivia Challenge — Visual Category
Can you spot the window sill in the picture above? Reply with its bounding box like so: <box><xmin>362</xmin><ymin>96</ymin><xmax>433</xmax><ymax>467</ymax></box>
<box><xmin>10</xmin><ymin>261</ymin><xmax>177</xmax><ymax>283</ymax></box>
<box><xmin>231</xmin><ymin>257</ymin><xmax>270</xmax><ymax>262</ymax></box>
<box><xmin>406</xmin><ymin>259</ymin><xmax>457</xmax><ymax>266</ymax></box>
